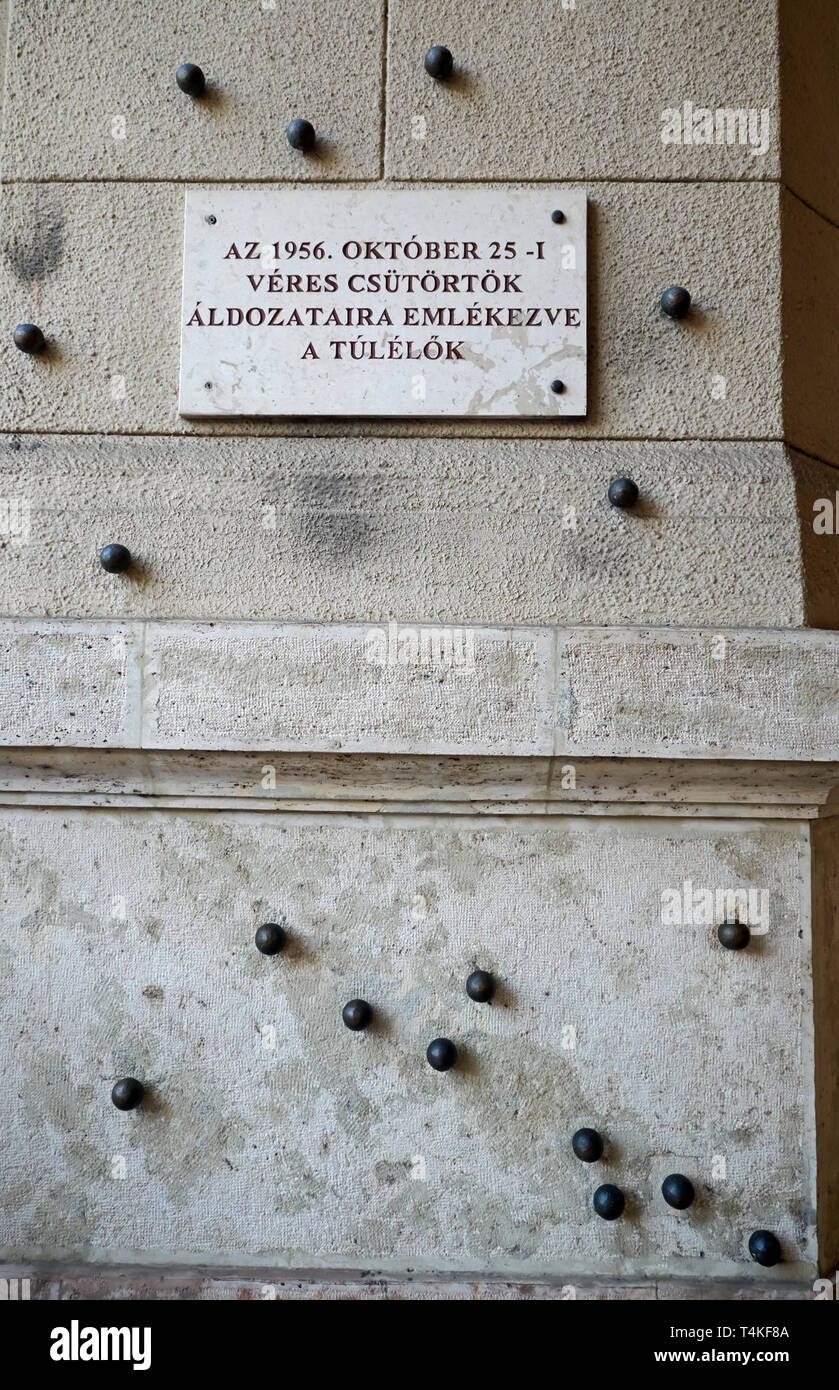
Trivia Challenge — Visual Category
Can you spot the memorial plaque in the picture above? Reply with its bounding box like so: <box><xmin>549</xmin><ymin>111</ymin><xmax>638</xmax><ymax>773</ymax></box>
<box><xmin>179</xmin><ymin>188</ymin><xmax>586</xmax><ymax>418</ymax></box>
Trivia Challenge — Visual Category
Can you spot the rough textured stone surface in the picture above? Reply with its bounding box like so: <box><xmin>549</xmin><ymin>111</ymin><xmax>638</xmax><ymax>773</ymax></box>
<box><xmin>0</xmin><ymin>436</ymin><xmax>834</xmax><ymax>629</ymax></box>
<box><xmin>0</xmin><ymin>0</ymin><xmax>384</xmax><ymax>181</ymax></box>
<box><xmin>792</xmin><ymin>448</ymin><xmax>839</xmax><ymax>628</ymax></box>
<box><xmin>8</xmin><ymin>436</ymin><xmax>827</xmax><ymax>626</ymax></box>
<box><xmin>143</xmin><ymin>623</ymin><xmax>839</xmax><ymax>759</ymax></box>
<box><xmin>386</xmin><ymin>0</ymin><xmax>779</xmax><ymax>183</ymax></box>
<box><xmin>0</xmin><ymin>807</ymin><xmax>815</xmax><ymax>1279</ymax></box>
<box><xmin>141</xmin><ymin>622</ymin><xmax>555</xmax><ymax>755</ymax></box>
<box><xmin>0</xmin><ymin>619</ymin><xmax>141</xmax><ymax>747</ymax></box>
<box><xmin>1</xmin><ymin>620</ymin><xmax>837</xmax><ymax>759</ymax></box>
<box><xmin>558</xmin><ymin>628</ymin><xmax>839</xmax><ymax>762</ymax></box>
<box><xmin>0</xmin><ymin>182</ymin><xmax>782</xmax><ymax>439</ymax></box>
<box><xmin>0</xmin><ymin>3</ymin><xmax>7</xmax><ymax>95</ymax></box>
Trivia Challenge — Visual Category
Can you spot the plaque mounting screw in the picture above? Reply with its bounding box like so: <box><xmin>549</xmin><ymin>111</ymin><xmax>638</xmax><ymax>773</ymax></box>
<box><xmin>99</xmin><ymin>543</ymin><xmax>131</xmax><ymax>574</ymax></box>
<box><xmin>287</xmin><ymin>118</ymin><xmax>316</xmax><ymax>152</ymax></box>
<box><xmin>550</xmin><ymin>379</ymin><xmax>565</xmax><ymax>395</ymax></box>
<box><xmin>607</xmin><ymin>477</ymin><xmax>639</xmax><ymax>509</ymax></box>
<box><xmin>205</xmin><ymin>215</ymin><xmax>217</xmax><ymax>225</ymax></box>
<box><xmin>204</xmin><ymin>381</ymin><xmax>213</xmax><ymax>391</ymax></box>
<box><xmin>176</xmin><ymin>63</ymin><xmax>206</xmax><ymax>98</ymax></box>
<box><xmin>660</xmin><ymin>285</ymin><xmax>691</xmax><ymax>319</ymax></box>
<box><xmin>424</xmin><ymin>45</ymin><xmax>454</xmax><ymax>80</ymax></box>
<box><xmin>13</xmin><ymin>323</ymin><xmax>46</xmax><ymax>354</ymax></box>
<box><xmin>551</xmin><ymin>209</ymin><xmax>565</xmax><ymax>224</ymax></box>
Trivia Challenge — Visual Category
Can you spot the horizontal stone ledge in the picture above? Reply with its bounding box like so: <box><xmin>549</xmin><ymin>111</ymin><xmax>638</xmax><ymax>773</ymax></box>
<box><xmin>0</xmin><ymin>1255</ymin><xmax>815</xmax><ymax>1300</ymax></box>
<box><xmin>0</xmin><ymin>620</ymin><xmax>836</xmax><ymax>760</ymax></box>
<box><xmin>1</xmin><ymin>750</ymin><xmax>838</xmax><ymax>817</ymax></box>
<box><xmin>4</xmin><ymin>1268</ymin><xmax>815</xmax><ymax>1302</ymax></box>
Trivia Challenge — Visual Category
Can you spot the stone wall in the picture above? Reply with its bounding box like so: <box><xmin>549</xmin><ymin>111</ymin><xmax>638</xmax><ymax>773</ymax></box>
<box><xmin>1</xmin><ymin>0</ymin><xmax>837</xmax><ymax>1298</ymax></box>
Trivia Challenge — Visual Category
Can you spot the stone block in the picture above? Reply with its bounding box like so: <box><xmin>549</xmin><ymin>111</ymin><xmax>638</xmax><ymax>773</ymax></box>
<box><xmin>1</xmin><ymin>436</ymin><xmax>832</xmax><ymax>628</ymax></box>
<box><xmin>386</xmin><ymin>0</ymin><xmax>778</xmax><ymax>183</ymax></box>
<box><xmin>0</xmin><ymin>0</ymin><xmax>384</xmax><ymax>181</ymax></box>
<box><xmin>0</xmin><ymin>807</ymin><xmax>815</xmax><ymax>1279</ymax></box>
<box><xmin>0</xmin><ymin>182</ymin><xmax>782</xmax><ymax>439</ymax></box>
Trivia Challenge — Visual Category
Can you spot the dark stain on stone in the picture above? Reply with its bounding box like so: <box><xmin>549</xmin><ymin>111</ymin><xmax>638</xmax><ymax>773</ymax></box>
<box><xmin>20</xmin><ymin>908</ymin><xmax>49</xmax><ymax>933</ymax></box>
<box><xmin>4</xmin><ymin>204</ymin><xmax>66</xmax><ymax>284</ymax></box>
<box><xmin>283</xmin><ymin>471</ymin><xmax>375</xmax><ymax>561</ymax></box>
<box><xmin>374</xmin><ymin>1160</ymin><xmax>407</xmax><ymax>1187</ymax></box>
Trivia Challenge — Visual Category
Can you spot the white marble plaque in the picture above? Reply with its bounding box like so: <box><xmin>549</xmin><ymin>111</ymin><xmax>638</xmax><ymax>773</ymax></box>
<box><xmin>179</xmin><ymin>187</ymin><xmax>586</xmax><ymax>418</ymax></box>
